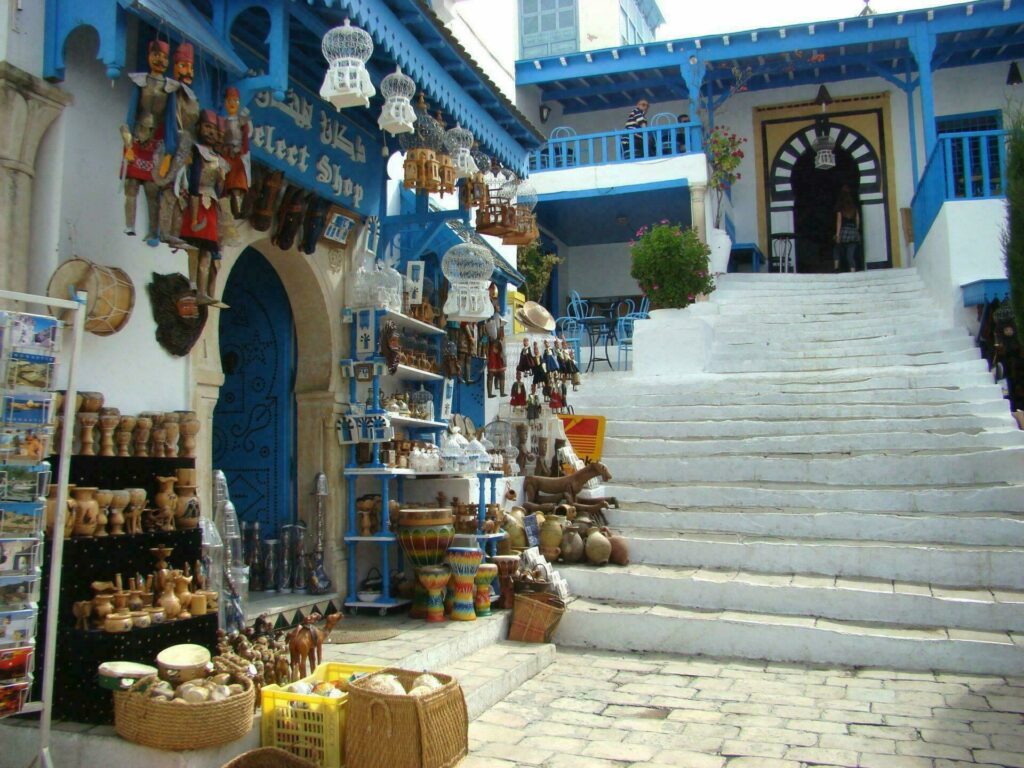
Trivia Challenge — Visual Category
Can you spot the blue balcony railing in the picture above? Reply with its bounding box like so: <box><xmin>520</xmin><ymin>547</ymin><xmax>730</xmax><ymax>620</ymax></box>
<box><xmin>911</xmin><ymin>129</ymin><xmax>1007</xmax><ymax>249</ymax></box>
<box><xmin>527</xmin><ymin>122</ymin><xmax>703</xmax><ymax>172</ymax></box>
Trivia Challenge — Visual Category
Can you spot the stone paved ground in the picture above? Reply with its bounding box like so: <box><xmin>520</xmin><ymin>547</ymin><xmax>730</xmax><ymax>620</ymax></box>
<box><xmin>464</xmin><ymin>648</ymin><xmax>1024</xmax><ymax>768</ymax></box>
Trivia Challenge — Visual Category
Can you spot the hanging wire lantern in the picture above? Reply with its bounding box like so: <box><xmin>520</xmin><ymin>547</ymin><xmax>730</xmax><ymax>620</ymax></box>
<box><xmin>460</xmin><ymin>143</ymin><xmax>491</xmax><ymax>210</ymax></box>
<box><xmin>400</xmin><ymin>93</ymin><xmax>443</xmax><ymax>192</ymax></box>
<box><xmin>813</xmin><ymin>116</ymin><xmax>836</xmax><ymax>170</ymax></box>
<box><xmin>319</xmin><ymin>18</ymin><xmax>375</xmax><ymax>110</ymax></box>
<box><xmin>441</xmin><ymin>242</ymin><xmax>494</xmax><ymax>321</ymax></box>
<box><xmin>502</xmin><ymin>179</ymin><xmax>540</xmax><ymax>245</ymax></box>
<box><xmin>377</xmin><ymin>66</ymin><xmax>416</xmax><ymax>135</ymax></box>
<box><xmin>445</xmin><ymin>123</ymin><xmax>477</xmax><ymax>179</ymax></box>
<box><xmin>476</xmin><ymin>162</ymin><xmax>518</xmax><ymax>236</ymax></box>
<box><xmin>434</xmin><ymin>112</ymin><xmax>457</xmax><ymax>196</ymax></box>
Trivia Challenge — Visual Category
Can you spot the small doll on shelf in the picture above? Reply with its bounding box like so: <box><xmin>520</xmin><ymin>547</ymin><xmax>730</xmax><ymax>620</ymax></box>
<box><xmin>542</xmin><ymin>340</ymin><xmax>561</xmax><ymax>385</ymax></box>
<box><xmin>531</xmin><ymin>341</ymin><xmax>548</xmax><ymax>390</ymax></box>
<box><xmin>526</xmin><ymin>383</ymin><xmax>543</xmax><ymax>423</ymax></box>
<box><xmin>509</xmin><ymin>371</ymin><xmax>527</xmax><ymax>410</ymax></box>
<box><xmin>559</xmin><ymin>337</ymin><xmax>581</xmax><ymax>390</ymax></box>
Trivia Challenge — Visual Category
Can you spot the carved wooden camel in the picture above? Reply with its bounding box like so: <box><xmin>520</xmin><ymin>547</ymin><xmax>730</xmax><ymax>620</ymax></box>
<box><xmin>523</xmin><ymin>462</ymin><xmax>617</xmax><ymax>525</ymax></box>
<box><xmin>287</xmin><ymin>611</ymin><xmax>343</xmax><ymax>680</ymax></box>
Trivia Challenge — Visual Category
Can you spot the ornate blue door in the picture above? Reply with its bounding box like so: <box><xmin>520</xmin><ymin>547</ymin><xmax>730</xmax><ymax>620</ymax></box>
<box><xmin>212</xmin><ymin>248</ymin><xmax>295</xmax><ymax>537</ymax></box>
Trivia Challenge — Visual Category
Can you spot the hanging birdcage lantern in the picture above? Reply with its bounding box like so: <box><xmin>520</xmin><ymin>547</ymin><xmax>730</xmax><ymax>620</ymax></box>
<box><xmin>441</xmin><ymin>242</ymin><xmax>494</xmax><ymax>321</ymax></box>
<box><xmin>813</xmin><ymin>116</ymin><xmax>836</xmax><ymax>170</ymax></box>
<box><xmin>400</xmin><ymin>94</ymin><xmax>443</xmax><ymax>193</ymax></box>
<box><xmin>476</xmin><ymin>163</ymin><xmax>518</xmax><ymax>237</ymax></box>
<box><xmin>502</xmin><ymin>179</ymin><xmax>540</xmax><ymax>245</ymax></box>
<box><xmin>434</xmin><ymin>112</ymin><xmax>457</xmax><ymax>196</ymax></box>
<box><xmin>377</xmin><ymin>66</ymin><xmax>416</xmax><ymax>135</ymax></box>
<box><xmin>460</xmin><ymin>144</ymin><xmax>491</xmax><ymax>210</ymax></box>
<box><xmin>319</xmin><ymin>18</ymin><xmax>375</xmax><ymax>110</ymax></box>
<box><xmin>445</xmin><ymin>123</ymin><xmax>477</xmax><ymax>179</ymax></box>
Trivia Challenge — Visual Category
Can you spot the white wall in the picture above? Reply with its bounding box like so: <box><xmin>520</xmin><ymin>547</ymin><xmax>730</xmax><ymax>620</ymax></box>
<box><xmin>564</xmin><ymin>241</ymin><xmax>638</xmax><ymax>299</ymax></box>
<box><xmin>0</xmin><ymin>0</ymin><xmax>45</xmax><ymax>77</ymax></box>
<box><xmin>581</xmin><ymin>0</ymin><xmax>622</xmax><ymax>50</ymax></box>
<box><xmin>914</xmin><ymin>199</ymin><xmax>1007</xmax><ymax>329</ymax></box>
<box><xmin>531</xmin><ymin>152</ymin><xmax>706</xmax><ymax>196</ymax></box>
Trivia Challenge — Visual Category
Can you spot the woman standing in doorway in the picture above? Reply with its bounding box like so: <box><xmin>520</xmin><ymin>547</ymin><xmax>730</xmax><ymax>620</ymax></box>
<box><xmin>833</xmin><ymin>185</ymin><xmax>862</xmax><ymax>272</ymax></box>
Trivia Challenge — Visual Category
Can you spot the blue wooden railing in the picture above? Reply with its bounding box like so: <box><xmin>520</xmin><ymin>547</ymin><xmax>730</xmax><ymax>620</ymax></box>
<box><xmin>911</xmin><ymin>129</ymin><xmax>1008</xmax><ymax>249</ymax></box>
<box><xmin>528</xmin><ymin>122</ymin><xmax>703</xmax><ymax>172</ymax></box>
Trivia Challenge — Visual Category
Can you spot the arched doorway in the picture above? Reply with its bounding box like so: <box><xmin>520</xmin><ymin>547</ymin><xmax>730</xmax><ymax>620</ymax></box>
<box><xmin>212</xmin><ymin>247</ymin><xmax>296</xmax><ymax>537</ymax></box>
<box><xmin>791</xmin><ymin>148</ymin><xmax>860</xmax><ymax>273</ymax></box>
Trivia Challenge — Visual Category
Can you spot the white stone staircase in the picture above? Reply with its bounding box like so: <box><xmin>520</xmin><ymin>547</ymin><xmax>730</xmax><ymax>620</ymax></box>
<box><xmin>561</xmin><ymin>269</ymin><xmax>1024</xmax><ymax>674</ymax></box>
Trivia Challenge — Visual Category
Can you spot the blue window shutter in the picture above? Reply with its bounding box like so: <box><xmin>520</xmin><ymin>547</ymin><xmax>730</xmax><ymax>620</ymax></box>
<box><xmin>520</xmin><ymin>0</ymin><xmax>578</xmax><ymax>59</ymax></box>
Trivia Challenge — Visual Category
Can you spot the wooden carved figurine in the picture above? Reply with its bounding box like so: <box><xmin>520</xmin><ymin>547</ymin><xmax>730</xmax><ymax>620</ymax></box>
<box><xmin>272</xmin><ymin>186</ymin><xmax>309</xmax><ymax>251</ymax></box>
<box><xmin>458</xmin><ymin>322</ymin><xmax>477</xmax><ymax>384</ymax></box>
<box><xmin>380</xmin><ymin>320</ymin><xmax>401</xmax><ymax>375</ymax></box>
<box><xmin>157</xmin><ymin>42</ymin><xmax>199</xmax><ymax>248</ymax></box>
<box><xmin>287</xmin><ymin>612</ymin><xmax>343</xmax><ymax>680</ymax></box>
<box><xmin>483</xmin><ymin>312</ymin><xmax>506</xmax><ymax>398</ymax></box>
<box><xmin>510</xmin><ymin>371</ymin><xmax>527</xmax><ymax>409</ymax></box>
<box><xmin>221</xmin><ymin>86</ymin><xmax>251</xmax><ymax>219</ymax></box>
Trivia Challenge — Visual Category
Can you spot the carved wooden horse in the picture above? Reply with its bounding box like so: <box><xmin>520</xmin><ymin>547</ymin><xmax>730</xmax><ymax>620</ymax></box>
<box><xmin>287</xmin><ymin>611</ymin><xmax>343</xmax><ymax>680</ymax></box>
<box><xmin>524</xmin><ymin>461</ymin><xmax>612</xmax><ymax>505</ymax></box>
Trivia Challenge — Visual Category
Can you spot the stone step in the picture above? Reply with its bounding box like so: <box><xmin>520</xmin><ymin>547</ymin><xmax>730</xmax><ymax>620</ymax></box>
<box><xmin>613</xmin><ymin>527</ymin><xmax>1024</xmax><ymax>588</ymax></box>
<box><xmin>605</xmin><ymin>506</ymin><xmax>1024</xmax><ymax>546</ymax></box>
<box><xmin>441</xmin><ymin>640</ymin><xmax>557</xmax><ymax>721</ymax></box>
<box><xmin>716</xmin><ymin>269</ymin><xmax>924</xmax><ymax>285</ymax></box>
<box><xmin>716</xmin><ymin>297</ymin><xmax>940</xmax><ymax>316</ymax></box>
<box><xmin>560</xmin><ymin>564</ymin><xmax>1024</xmax><ymax>632</ymax></box>
<box><xmin>708</xmin><ymin>348</ymin><xmax>983</xmax><ymax>373</ymax></box>
<box><xmin>713</xmin><ymin>323</ymin><xmax>969</xmax><ymax>343</ymax></box>
<box><xmin>603</xmin><ymin>429</ymin><xmax>1022</xmax><ymax>458</ymax></box>
<box><xmin>611</xmin><ymin>447</ymin><xmax>1024</xmax><ymax>486</ymax></box>
<box><xmin>603</xmin><ymin>414</ymin><xmax>1016</xmax><ymax>439</ymax></box>
<box><xmin>604</xmin><ymin>481</ymin><xmax>1024</xmax><ymax>514</ymax></box>
<box><xmin>586</xmin><ymin>384</ymin><xmax>1004</xmax><ymax>408</ymax></box>
<box><xmin>713</xmin><ymin>333</ymin><xmax>976</xmax><ymax>356</ymax></box>
<box><xmin>712</xmin><ymin>287</ymin><xmax>932</xmax><ymax>303</ymax></box>
<box><xmin>557</xmin><ymin>597</ymin><xmax>1024</xmax><ymax>675</ymax></box>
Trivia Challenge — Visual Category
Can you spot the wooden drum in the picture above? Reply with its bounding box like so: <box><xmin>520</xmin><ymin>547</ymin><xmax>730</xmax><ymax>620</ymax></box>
<box><xmin>47</xmin><ymin>258</ymin><xmax>135</xmax><ymax>336</ymax></box>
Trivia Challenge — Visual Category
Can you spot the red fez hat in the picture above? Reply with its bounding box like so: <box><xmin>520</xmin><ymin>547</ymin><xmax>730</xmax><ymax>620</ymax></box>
<box><xmin>148</xmin><ymin>40</ymin><xmax>170</xmax><ymax>55</ymax></box>
<box><xmin>199</xmin><ymin>109</ymin><xmax>218</xmax><ymax>126</ymax></box>
<box><xmin>225</xmin><ymin>86</ymin><xmax>240</xmax><ymax>99</ymax></box>
<box><xmin>173</xmin><ymin>42</ymin><xmax>194</xmax><ymax>63</ymax></box>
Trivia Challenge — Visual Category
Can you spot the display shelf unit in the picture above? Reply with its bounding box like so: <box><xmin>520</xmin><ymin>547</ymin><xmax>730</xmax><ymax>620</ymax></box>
<box><xmin>381</xmin><ymin>309</ymin><xmax>446</xmax><ymax>337</ymax></box>
<box><xmin>393</xmin><ymin>364</ymin><xmax>443</xmax><ymax>382</ymax></box>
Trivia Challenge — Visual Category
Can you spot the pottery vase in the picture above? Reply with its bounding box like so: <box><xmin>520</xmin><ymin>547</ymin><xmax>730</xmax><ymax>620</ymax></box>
<box><xmin>154</xmin><ymin>476</ymin><xmax>177</xmax><ymax>531</ymax></box>
<box><xmin>128</xmin><ymin>589</ymin><xmax>145</xmax><ymax>613</ymax></box>
<box><xmin>416</xmin><ymin>565</ymin><xmax>451</xmax><ymax>623</ymax></box>
<box><xmin>133</xmin><ymin>416</ymin><xmax>152</xmax><ymax>457</ymax></box>
<box><xmin>71</xmin><ymin>487</ymin><xmax>99</xmax><ymax>537</ymax></box>
<box><xmin>584</xmin><ymin>528</ymin><xmax>612</xmax><ymax>566</ymax></box>
<box><xmin>61</xmin><ymin>486</ymin><xmax>77</xmax><ymax>539</ymax></box>
<box><xmin>178</xmin><ymin>413</ymin><xmax>200</xmax><ymax>458</ymax></box>
<box><xmin>446</xmin><ymin>547</ymin><xmax>483</xmax><ymax>621</ymax></box>
<box><xmin>608</xmin><ymin>532</ymin><xmax>630</xmax><ymax>566</ymax></box>
<box><xmin>174</xmin><ymin>484</ymin><xmax>200</xmax><ymax>530</ymax></box>
<box><xmin>108</xmin><ymin>489</ymin><xmax>130</xmax><ymax>535</ymax></box>
<box><xmin>173</xmin><ymin>573</ymin><xmax>193</xmax><ymax>611</ymax></box>
<box><xmin>560</xmin><ymin>525</ymin><xmax>585</xmax><ymax>564</ymax></box>
<box><xmin>116</xmin><ymin>415</ymin><xmax>136</xmax><ymax>457</ymax></box>
<box><xmin>151</xmin><ymin>426</ymin><xmax>167</xmax><ymax>458</ymax></box>
<box><xmin>160</xmin><ymin>581</ymin><xmax>182</xmax><ymax>620</ymax></box>
<box><xmin>93</xmin><ymin>489</ymin><xmax>113</xmax><ymax>537</ymax></box>
<box><xmin>77</xmin><ymin>412</ymin><xmax>98</xmax><ymax>456</ymax></box>
<box><xmin>92</xmin><ymin>593</ymin><xmax>114</xmax><ymax>628</ymax></box>
<box><xmin>491</xmin><ymin>555</ymin><xmax>520</xmax><ymax>610</ymax></box>
<box><xmin>162</xmin><ymin>413</ymin><xmax>180</xmax><ymax>458</ymax></box>
<box><xmin>44</xmin><ymin>484</ymin><xmax>58</xmax><ymax>538</ymax></box>
<box><xmin>474</xmin><ymin>563</ymin><xmax>498</xmax><ymax>617</ymax></box>
<box><xmin>539</xmin><ymin>516</ymin><xmax>563</xmax><ymax>562</ymax></box>
<box><xmin>80</xmin><ymin>391</ymin><xmax>104</xmax><ymax>413</ymax></box>
<box><xmin>98</xmin><ymin>408</ymin><xmax>120</xmax><ymax>457</ymax></box>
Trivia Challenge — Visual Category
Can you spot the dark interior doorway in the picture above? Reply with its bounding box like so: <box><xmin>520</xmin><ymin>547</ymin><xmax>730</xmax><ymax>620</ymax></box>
<box><xmin>792</xmin><ymin>146</ymin><xmax>860</xmax><ymax>273</ymax></box>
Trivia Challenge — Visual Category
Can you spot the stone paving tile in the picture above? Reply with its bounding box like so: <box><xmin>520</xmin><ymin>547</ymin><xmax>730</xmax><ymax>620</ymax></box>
<box><xmin>467</xmin><ymin>648</ymin><xmax>1024</xmax><ymax>767</ymax></box>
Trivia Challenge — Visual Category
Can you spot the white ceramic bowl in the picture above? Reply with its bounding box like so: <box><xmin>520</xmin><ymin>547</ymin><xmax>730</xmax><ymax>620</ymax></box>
<box><xmin>357</xmin><ymin>590</ymin><xmax>382</xmax><ymax>603</ymax></box>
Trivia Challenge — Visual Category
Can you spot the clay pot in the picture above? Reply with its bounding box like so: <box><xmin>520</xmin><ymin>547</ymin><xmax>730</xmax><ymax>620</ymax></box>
<box><xmin>174</xmin><ymin>573</ymin><xmax>193</xmax><ymax>611</ymax></box>
<box><xmin>178</xmin><ymin>415</ymin><xmax>200</xmax><ymax>458</ymax></box>
<box><xmin>504</xmin><ymin>517</ymin><xmax>527</xmax><ymax>549</ymax></box>
<box><xmin>189</xmin><ymin>592</ymin><xmax>207</xmax><ymax>617</ymax></box>
<box><xmin>163</xmin><ymin>420</ymin><xmax>180</xmax><ymax>457</ymax></box>
<box><xmin>560</xmin><ymin>524</ymin><xmax>585</xmax><ymax>563</ymax></box>
<box><xmin>174</xmin><ymin>485</ymin><xmax>200</xmax><ymax>529</ymax></box>
<box><xmin>108</xmin><ymin>489</ymin><xmax>130</xmax><ymax>535</ymax></box>
<box><xmin>116</xmin><ymin>415</ymin><xmax>136</xmax><ymax>457</ymax></box>
<box><xmin>540</xmin><ymin>516</ymin><xmax>563</xmax><ymax>552</ymax></box>
<box><xmin>98</xmin><ymin>409</ymin><xmax>120</xmax><ymax>456</ymax></box>
<box><xmin>133</xmin><ymin>416</ymin><xmax>152</xmax><ymax>457</ymax></box>
<box><xmin>608</xmin><ymin>532</ymin><xmax>630</xmax><ymax>566</ymax></box>
<box><xmin>176</xmin><ymin>467</ymin><xmax>197</xmax><ymax>486</ymax></box>
<box><xmin>128</xmin><ymin>589</ymin><xmax>145</xmax><ymax>613</ymax></box>
<box><xmin>584</xmin><ymin>528</ymin><xmax>612</xmax><ymax>566</ymax></box>
<box><xmin>93</xmin><ymin>489</ymin><xmax>113</xmax><ymax>537</ymax></box>
<box><xmin>92</xmin><ymin>593</ymin><xmax>114</xmax><ymax>627</ymax></box>
<box><xmin>79</xmin><ymin>391</ymin><xmax>104</xmax><ymax>412</ymax></box>
<box><xmin>160</xmin><ymin>581</ymin><xmax>182</xmax><ymax>620</ymax></box>
<box><xmin>130</xmin><ymin>610</ymin><xmax>151</xmax><ymax>629</ymax></box>
<box><xmin>151</xmin><ymin>426</ymin><xmax>167</xmax><ymax>457</ymax></box>
<box><xmin>146</xmin><ymin>606</ymin><xmax>165</xmax><ymax>624</ymax></box>
<box><xmin>77</xmin><ymin>412</ymin><xmax>98</xmax><ymax>455</ymax></box>
<box><xmin>71</xmin><ymin>487</ymin><xmax>99</xmax><ymax>537</ymax></box>
<box><xmin>104</xmin><ymin>612</ymin><xmax>133</xmax><ymax>633</ymax></box>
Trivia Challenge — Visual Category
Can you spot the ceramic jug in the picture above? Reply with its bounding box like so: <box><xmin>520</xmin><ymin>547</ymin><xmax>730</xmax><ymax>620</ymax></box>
<box><xmin>560</xmin><ymin>524</ymin><xmax>585</xmax><ymax>563</ymax></box>
<box><xmin>71</xmin><ymin>487</ymin><xmax>99</xmax><ymax>537</ymax></box>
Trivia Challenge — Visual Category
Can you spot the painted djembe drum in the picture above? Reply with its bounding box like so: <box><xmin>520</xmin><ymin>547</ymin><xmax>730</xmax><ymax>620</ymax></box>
<box><xmin>416</xmin><ymin>564</ymin><xmax>451</xmax><ymax>623</ymax></box>
<box><xmin>491</xmin><ymin>555</ymin><xmax>520</xmax><ymax>610</ymax></box>
<box><xmin>396</xmin><ymin>508</ymin><xmax>455</xmax><ymax>619</ymax></box>
<box><xmin>446</xmin><ymin>546</ymin><xmax>483</xmax><ymax>621</ymax></box>
<box><xmin>474</xmin><ymin>562</ymin><xmax>499</xmax><ymax>617</ymax></box>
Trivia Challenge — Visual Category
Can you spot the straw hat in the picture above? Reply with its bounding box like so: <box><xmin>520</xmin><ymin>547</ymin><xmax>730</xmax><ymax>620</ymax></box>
<box><xmin>515</xmin><ymin>301</ymin><xmax>555</xmax><ymax>333</ymax></box>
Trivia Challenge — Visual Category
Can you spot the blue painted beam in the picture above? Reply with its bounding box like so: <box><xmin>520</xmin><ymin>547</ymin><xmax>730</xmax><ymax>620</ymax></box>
<box><xmin>909</xmin><ymin>24</ymin><xmax>938</xmax><ymax>157</ymax></box>
<box><xmin>542</xmin><ymin>72</ymin><xmax>683</xmax><ymax>102</ymax></box>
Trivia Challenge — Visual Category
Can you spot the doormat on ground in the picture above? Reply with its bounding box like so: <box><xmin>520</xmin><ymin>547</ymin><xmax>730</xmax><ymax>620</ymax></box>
<box><xmin>324</xmin><ymin>621</ymin><xmax>402</xmax><ymax>644</ymax></box>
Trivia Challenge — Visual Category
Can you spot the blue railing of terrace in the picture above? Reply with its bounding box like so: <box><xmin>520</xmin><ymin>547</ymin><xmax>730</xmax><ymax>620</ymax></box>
<box><xmin>527</xmin><ymin>122</ymin><xmax>704</xmax><ymax>172</ymax></box>
<box><xmin>911</xmin><ymin>129</ymin><xmax>1008</xmax><ymax>249</ymax></box>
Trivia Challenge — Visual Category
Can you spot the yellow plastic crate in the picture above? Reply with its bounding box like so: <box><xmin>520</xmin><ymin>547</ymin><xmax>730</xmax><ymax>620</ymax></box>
<box><xmin>260</xmin><ymin>662</ymin><xmax>382</xmax><ymax>768</ymax></box>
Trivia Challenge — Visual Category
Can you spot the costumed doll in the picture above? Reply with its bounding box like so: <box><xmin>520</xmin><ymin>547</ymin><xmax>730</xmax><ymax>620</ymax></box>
<box><xmin>542</xmin><ymin>340</ymin><xmax>561</xmax><ymax>388</ymax></box>
<box><xmin>531</xmin><ymin>341</ymin><xmax>549</xmax><ymax>394</ymax></box>
<box><xmin>221</xmin><ymin>86</ymin><xmax>251</xmax><ymax>219</ymax></box>
<box><xmin>119</xmin><ymin>113</ymin><xmax>160</xmax><ymax>241</ymax></box>
<box><xmin>509</xmin><ymin>371</ymin><xmax>527</xmax><ymax>410</ymax></box>
<box><xmin>120</xmin><ymin>40</ymin><xmax>179</xmax><ymax>242</ymax></box>
<box><xmin>526</xmin><ymin>384</ymin><xmax>542</xmax><ymax>423</ymax></box>
<box><xmin>548</xmin><ymin>379</ymin><xmax>565</xmax><ymax>412</ymax></box>
<box><xmin>516</xmin><ymin>337</ymin><xmax>533</xmax><ymax>377</ymax></box>
<box><xmin>158</xmin><ymin>42</ymin><xmax>199</xmax><ymax>248</ymax></box>
<box><xmin>483</xmin><ymin>312</ymin><xmax>506</xmax><ymax>398</ymax></box>
<box><xmin>559</xmin><ymin>337</ymin><xmax>580</xmax><ymax>391</ymax></box>
<box><xmin>458</xmin><ymin>323</ymin><xmax>478</xmax><ymax>385</ymax></box>
<box><xmin>180</xmin><ymin>110</ymin><xmax>229</xmax><ymax>306</ymax></box>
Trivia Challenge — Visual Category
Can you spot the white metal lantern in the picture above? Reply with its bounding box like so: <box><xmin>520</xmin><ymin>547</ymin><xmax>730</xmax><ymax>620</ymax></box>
<box><xmin>441</xmin><ymin>242</ymin><xmax>494</xmax><ymax>321</ymax></box>
<box><xmin>320</xmin><ymin>18</ymin><xmax>376</xmax><ymax>110</ymax></box>
<box><xmin>445</xmin><ymin>123</ymin><xmax>477</xmax><ymax>178</ymax></box>
<box><xmin>814</xmin><ymin>132</ymin><xmax>836</xmax><ymax>170</ymax></box>
<box><xmin>378</xmin><ymin>66</ymin><xmax>416</xmax><ymax>135</ymax></box>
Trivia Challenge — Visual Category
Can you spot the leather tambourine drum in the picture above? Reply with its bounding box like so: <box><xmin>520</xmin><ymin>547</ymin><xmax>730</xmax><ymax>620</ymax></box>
<box><xmin>48</xmin><ymin>258</ymin><xmax>135</xmax><ymax>336</ymax></box>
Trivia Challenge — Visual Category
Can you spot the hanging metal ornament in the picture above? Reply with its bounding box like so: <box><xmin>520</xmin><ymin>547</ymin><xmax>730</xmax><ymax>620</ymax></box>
<box><xmin>813</xmin><ymin>116</ymin><xmax>836</xmax><ymax>170</ymax></box>
<box><xmin>460</xmin><ymin>143</ymin><xmax>491</xmax><ymax>210</ymax></box>
<box><xmin>320</xmin><ymin>18</ymin><xmax>376</xmax><ymax>110</ymax></box>
<box><xmin>378</xmin><ymin>65</ymin><xmax>417</xmax><ymax>135</ymax></box>
<box><xmin>441</xmin><ymin>242</ymin><xmax>494</xmax><ymax>321</ymax></box>
<box><xmin>445</xmin><ymin>123</ymin><xmax>477</xmax><ymax>179</ymax></box>
<box><xmin>476</xmin><ymin>162</ymin><xmax>518</xmax><ymax>237</ymax></box>
<box><xmin>400</xmin><ymin>93</ymin><xmax>444</xmax><ymax>193</ymax></box>
<box><xmin>434</xmin><ymin>112</ymin><xmax>457</xmax><ymax>196</ymax></box>
<box><xmin>502</xmin><ymin>179</ymin><xmax>540</xmax><ymax>245</ymax></box>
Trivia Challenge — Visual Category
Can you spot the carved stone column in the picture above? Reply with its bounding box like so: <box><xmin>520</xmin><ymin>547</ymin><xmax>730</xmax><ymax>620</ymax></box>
<box><xmin>690</xmin><ymin>182</ymin><xmax>708</xmax><ymax>244</ymax></box>
<box><xmin>0</xmin><ymin>62</ymin><xmax>72</xmax><ymax>294</ymax></box>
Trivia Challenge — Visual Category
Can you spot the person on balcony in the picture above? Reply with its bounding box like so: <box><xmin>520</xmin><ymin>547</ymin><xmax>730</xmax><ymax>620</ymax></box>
<box><xmin>622</xmin><ymin>99</ymin><xmax>649</xmax><ymax>159</ymax></box>
<box><xmin>833</xmin><ymin>185</ymin><xmax>862</xmax><ymax>272</ymax></box>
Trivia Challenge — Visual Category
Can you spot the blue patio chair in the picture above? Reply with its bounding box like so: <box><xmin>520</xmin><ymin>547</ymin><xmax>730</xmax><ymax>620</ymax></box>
<box><xmin>566</xmin><ymin>290</ymin><xmax>591</xmax><ymax>319</ymax></box>
<box><xmin>556</xmin><ymin>316</ymin><xmax>583</xmax><ymax>366</ymax></box>
<box><xmin>616</xmin><ymin>315</ymin><xmax>635</xmax><ymax>370</ymax></box>
<box><xmin>636</xmin><ymin>296</ymin><xmax>650</xmax><ymax>318</ymax></box>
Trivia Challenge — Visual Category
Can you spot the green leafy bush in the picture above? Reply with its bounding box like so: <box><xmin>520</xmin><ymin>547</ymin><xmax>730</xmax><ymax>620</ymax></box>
<box><xmin>629</xmin><ymin>222</ymin><xmax>715</xmax><ymax>310</ymax></box>
<box><xmin>1005</xmin><ymin>111</ymin><xmax>1024</xmax><ymax>332</ymax></box>
<box><xmin>517</xmin><ymin>241</ymin><xmax>561</xmax><ymax>303</ymax></box>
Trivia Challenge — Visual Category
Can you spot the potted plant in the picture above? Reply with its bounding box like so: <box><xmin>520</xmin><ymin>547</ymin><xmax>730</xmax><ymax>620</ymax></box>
<box><xmin>629</xmin><ymin>222</ymin><xmax>715</xmax><ymax>310</ymax></box>
<box><xmin>705</xmin><ymin>126</ymin><xmax>746</xmax><ymax>274</ymax></box>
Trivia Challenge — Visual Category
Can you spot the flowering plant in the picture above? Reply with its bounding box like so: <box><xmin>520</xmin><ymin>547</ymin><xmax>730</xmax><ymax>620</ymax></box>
<box><xmin>629</xmin><ymin>222</ymin><xmax>714</xmax><ymax>310</ymax></box>
<box><xmin>706</xmin><ymin>126</ymin><xmax>746</xmax><ymax>229</ymax></box>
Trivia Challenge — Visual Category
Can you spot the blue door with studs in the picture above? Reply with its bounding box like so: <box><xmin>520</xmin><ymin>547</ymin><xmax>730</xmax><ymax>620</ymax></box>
<box><xmin>212</xmin><ymin>248</ymin><xmax>295</xmax><ymax>537</ymax></box>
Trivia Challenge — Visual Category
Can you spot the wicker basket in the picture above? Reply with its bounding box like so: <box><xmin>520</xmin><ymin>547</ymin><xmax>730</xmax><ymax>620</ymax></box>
<box><xmin>344</xmin><ymin>668</ymin><xmax>467</xmax><ymax>768</ymax></box>
<box><xmin>114</xmin><ymin>676</ymin><xmax>255</xmax><ymax>751</ymax></box>
<box><xmin>508</xmin><ymin>592</ymin><xmax>565</xmax><ymax>643</ymax></box>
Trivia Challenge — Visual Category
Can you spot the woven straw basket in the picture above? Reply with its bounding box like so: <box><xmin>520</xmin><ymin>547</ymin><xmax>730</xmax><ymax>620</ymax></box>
<box><xmin>508</xmin><ymin>592</ymin><xmax>565</xmax><ymax>643</ymax></box>
<box><xmin>114</xmin><ymin>676</ymin><xmax>255</xmax><ymax>751</ymax></box>
<box><xmin>345</xmin><ymin>668</ymin><xmax>468</xmax><ymax>768</ymax></box>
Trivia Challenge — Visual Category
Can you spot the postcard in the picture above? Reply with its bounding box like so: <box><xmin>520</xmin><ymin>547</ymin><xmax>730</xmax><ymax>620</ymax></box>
<box><xmin>0</xmin><ymin>646</ymin><xmax>34</xmax><ymax>682</ymax></box>
<box><xmin>0</xmin><ymin>609</ymin><xmax>35</xmax><ymax>648</ymax></box>
<box><xmin>0</xmin><ymin>539</ymin><xmax>39</xmax><ymax>576</ymax></box>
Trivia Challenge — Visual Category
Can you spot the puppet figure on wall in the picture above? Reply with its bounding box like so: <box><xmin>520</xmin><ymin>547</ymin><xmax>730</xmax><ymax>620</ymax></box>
<box><xmin>158</xmin><ymin>42</ymin><xmax>199</xmax><ymax>248</ymax></box>
<box><xmin>221</xmin><ymin>86</ymin><xmax>251</xmax><ymax>219</ymax></box>
<box><xmin>119</xmin><ymin>113</ymin><xmax>160</xmax><ymax>242</ymax></box>
<box><xmin>180</xmin><ymin>109</ymin><xmax>229</xmax><ymax>307</ymax></box>
<box><xmin>510</xmin><ymin>371</ymin><xmax>527</xmax><ymax>410</ymax></box>
<box><xmin>516</xmin><ymin>338</ymin><xmax>533</xmax><ymax>377</ymax></box>
<box><xmin>121</xmin><ymin>40</ymin><xmax>179</xmax><ymax>243</ymax></box>
<box><xmin>483</xmin><ymin>312</ymin><xmax>506</xmax><ymax>398</ymax></box>
<box><xmin>458</xmin><ymin>322</ymin><xmax>477</xmax><ymax>385</ymax></box>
